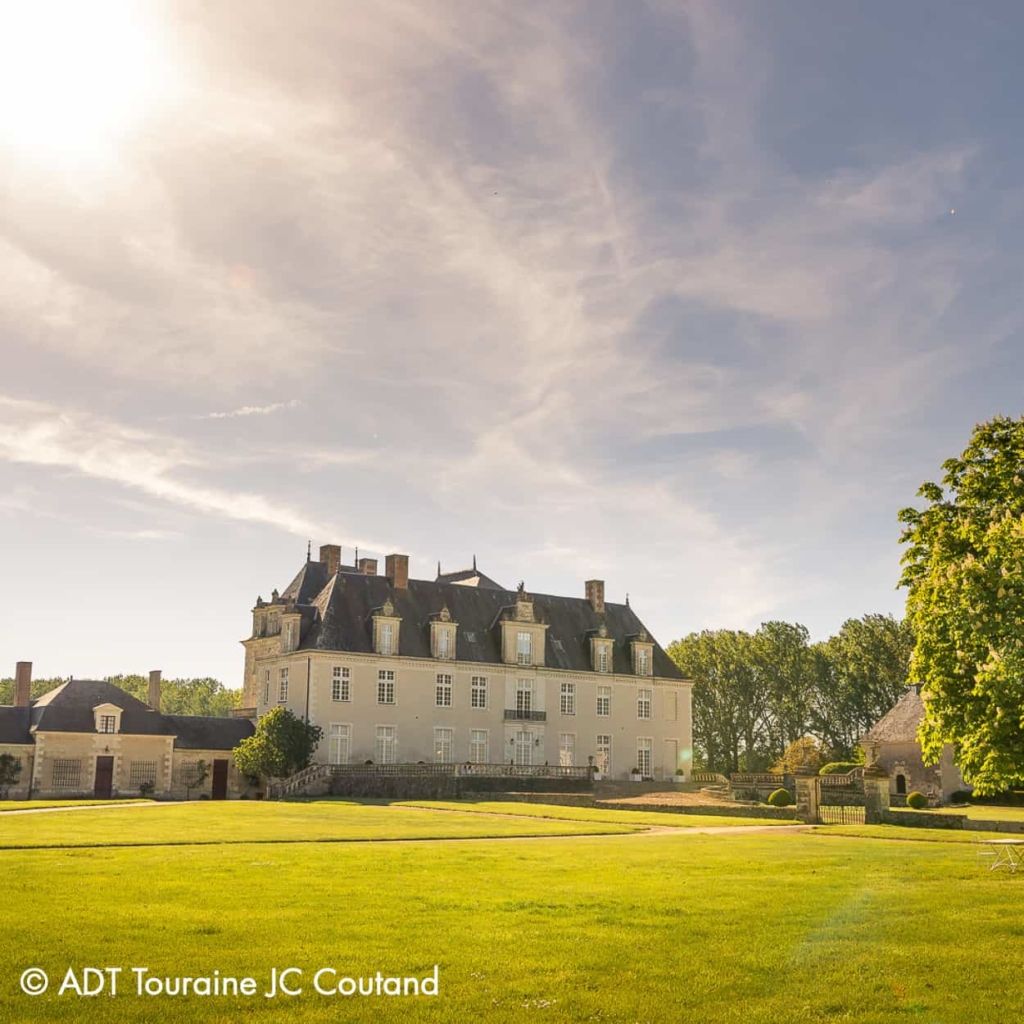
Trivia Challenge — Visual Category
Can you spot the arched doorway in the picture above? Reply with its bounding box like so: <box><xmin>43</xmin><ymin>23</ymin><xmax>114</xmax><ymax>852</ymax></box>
<box><xmin>895</xmin><ymin>774</ymin><xmax>907</xmax><ymax>795</ymax></box>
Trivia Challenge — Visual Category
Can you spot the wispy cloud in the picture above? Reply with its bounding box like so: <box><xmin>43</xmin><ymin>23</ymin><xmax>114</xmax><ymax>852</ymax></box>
<box><xmin>200</xmin><ymin>399</ymin><xmax>300</xmax><ymax>420</ymax></box>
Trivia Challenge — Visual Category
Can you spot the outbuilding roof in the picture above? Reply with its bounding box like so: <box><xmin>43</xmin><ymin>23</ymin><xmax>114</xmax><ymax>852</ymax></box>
<box><xmin>864</xmin><ymin>686</ymin><xmax>926</xmax><ymax>744</ymax></box>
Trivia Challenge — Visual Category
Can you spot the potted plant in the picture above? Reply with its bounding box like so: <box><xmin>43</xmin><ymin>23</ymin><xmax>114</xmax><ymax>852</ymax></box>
<box><xmin>673</xmin><ymin>769</ymin><xmax>686</xmax><ymax>783</ymax></box>
<box><xmin>629</xmin><ymin>767</ymin><xmax>642</xmax><ymax>782</ymax></box>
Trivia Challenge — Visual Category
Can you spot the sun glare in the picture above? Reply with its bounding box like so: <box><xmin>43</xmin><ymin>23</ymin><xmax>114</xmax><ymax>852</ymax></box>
<box><xmin>0</xmin><ymin>1</ymin><xmax>180</xmax><ymax>163</ymax></box>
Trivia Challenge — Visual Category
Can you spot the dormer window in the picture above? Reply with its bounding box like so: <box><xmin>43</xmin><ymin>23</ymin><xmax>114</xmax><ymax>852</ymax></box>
<box><xmin>92</xmin><ymin>703</ymin><xmax>123</xmax><ymax>734</ymax></box>
<box><xmin>517</xmin><ymin>631</ymin><xmax>532</xmax><ymax>666</ymax></box>
<box><xmin>637</xmin><ymin>647</ymin><xmax>649</xmax><ymax>676</ymax></box>
<box><xmin>598</xmin><ymin>646</ymin><xmax>609</xmax><ymax>672</ymax></box>
<box><xmin>630</xmin><ymin>630</ymin><xmax>654</xmax><ymax>677</ymax></box>
<box><xmin>430</xmin><ymin>607</ymin><xmax>457</xmax><ymax>660</ymax></box>
<box><xmin>373</xmin><ymin>599</ymin><xmax>401</xmax><ymax>656</ymax></box>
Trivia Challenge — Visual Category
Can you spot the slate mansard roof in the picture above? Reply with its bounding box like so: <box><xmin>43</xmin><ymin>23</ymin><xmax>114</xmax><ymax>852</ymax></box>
<box><xmin>0</xmin><ymin>679</ymin><xmax>254</xmax><ymax>749</ymax></box>
<box><xmin>271</xmin><ymin>559</ymin><xmax>683</xmax><ymax>680</ymax></box>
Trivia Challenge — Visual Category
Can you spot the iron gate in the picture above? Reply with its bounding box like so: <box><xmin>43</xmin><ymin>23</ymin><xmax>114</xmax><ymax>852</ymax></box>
<box><xmin>816</xmin><ymin>778</ymin><xmax>866</xmax><ymax>824</ymax></box>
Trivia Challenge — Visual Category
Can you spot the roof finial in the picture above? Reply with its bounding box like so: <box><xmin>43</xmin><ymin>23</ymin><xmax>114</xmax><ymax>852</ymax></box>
<box><xmin>625</xmin><ymin>592</ymin><xmax>630</xmax><ymax>607</ymax></box>
<box><xmin>473</xmin><ymin>553</ymin><xmax>477</xmax><ymax>571</ymax></box>
<box><xmin>306</xmin><ymin>540</ymin><xmax>311</xmax><ymax>561</ymax></box>
<box><xmin>437</xmin><ymin>560</ymin><xmax>442</xmax><ymax>577</ymax></box>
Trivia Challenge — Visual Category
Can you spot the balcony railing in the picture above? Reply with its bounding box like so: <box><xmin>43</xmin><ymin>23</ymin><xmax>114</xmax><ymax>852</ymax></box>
<box><xmin>503</xmin><ymin>709</ymin><xmax>547</xmax><ymax>721</ymax></box>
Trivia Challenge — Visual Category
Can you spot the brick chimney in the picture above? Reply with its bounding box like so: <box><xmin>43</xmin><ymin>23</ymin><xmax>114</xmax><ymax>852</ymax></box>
<box><xmin>13</xmin><ymin>661</ymin><xmax>31</xmax><ymax>707</ymax></box>
<box><xmin>385</xmin><ymin>553</ymin><xmax>409</xmax><ymax>589</ymax></box>
<box><xmin>585</xmin><ymin>580</ymin><xmax>605</xmax><ymax>614</ymax></box>
<box><xmin>358</xmin><ymin>557</ymin><xmax>378</xmax><ymax>576</ymax></box>
<box><xmin>148</xmin><ymin>670</ymin><xmax>162</xmax><ymax>711</ymax></box>
<box><xmin>319</xmin><ymin>544</ymin><xmax>341</xmax><ymax>576</ymax></box>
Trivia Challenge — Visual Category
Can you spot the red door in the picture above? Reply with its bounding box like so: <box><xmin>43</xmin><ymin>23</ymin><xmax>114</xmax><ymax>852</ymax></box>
<box><xmin>94</xmin><ymin>756</ymin><xmax>114</xmax><ymax>799</ymax></box>
<box><xmin>211</xmin><ymin>759</ymin><xmax>229</xmax><ymax>800</ymax></box>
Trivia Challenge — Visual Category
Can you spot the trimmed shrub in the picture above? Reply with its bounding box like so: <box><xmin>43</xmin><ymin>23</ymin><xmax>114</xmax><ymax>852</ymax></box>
<box><xmin>819</xmin><ymin>762</ymin><xmax>860</xmax><ymax>776</ymax></box>
<box><xmin>767</xmin><ymin>788</ymin><xmax>792</xmax><ymax>807</ymax></box>
<box><xmin>906</xmin><ymin>791</ymin><xmax>928</xmax><ymax>809</ymax></box>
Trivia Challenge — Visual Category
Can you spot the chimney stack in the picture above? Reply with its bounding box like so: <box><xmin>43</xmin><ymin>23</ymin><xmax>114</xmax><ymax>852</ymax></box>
<box><xmin>14</xmin><ymin>661</ymin><xmax>31</xmax><ymax>707</ymax></box>
<box><xmin>358</xmin><ymin>557</ymin><xmax>378</xmax><ymax>576</ymax></box>
<box><xmin>148</xmin><ymin>670</ymin><xmax>162</xmax><ymax>711</ymax></box>
<box><xmin>585</xmin><ymin>580</ymin><xmax>605</xmax><ymax>614</ymax></box>
<box><xmin>319</xmin><ymin>544</ymin><xmax>341</xmax><ymax>576</ymax></box>
<box><xmin>385</xmin><ymin>553</ymin><xmax>409</xmax><ymax>589</ymax></box>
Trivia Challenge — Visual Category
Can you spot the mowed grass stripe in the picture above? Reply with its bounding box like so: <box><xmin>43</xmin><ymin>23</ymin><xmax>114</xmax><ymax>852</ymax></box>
<box><xmin>391</xmin><ymin>798</ymin><xmax>796</xmax><ymax>828</ymax></box>
<box><xmin>0</xmin><ymin>801</ymin><xmax>637</xmax><ymax>849</ymax></box>
<box><xmin>0</xmin><ymin>799</ymin><xmax>153</xmax><ymax>812</ymax></box>
<box><xmin>1</xmin><ymin>824</ymin><xmax>1021</xmax><ymax>1023</ymax></box>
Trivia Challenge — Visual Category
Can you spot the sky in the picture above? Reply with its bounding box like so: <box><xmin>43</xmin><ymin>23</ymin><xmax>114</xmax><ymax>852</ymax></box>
<box><xmin>2</xmin><ymin>1</ymin><xmax>1023</xmax><ymax>688</ymax></box>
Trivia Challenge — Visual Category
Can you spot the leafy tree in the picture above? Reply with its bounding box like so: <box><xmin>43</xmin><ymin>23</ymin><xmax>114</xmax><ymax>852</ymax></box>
<box><xmin>809</xmin><ymin>614</ymin><xmax>914</xmax><ymax>759</ymax></box>
<box><xmin>233</xmin><ymin>708</ymin><xmax>323</xmax><ymax>781</ymax></box>
<box><xmin>898</xmin><ymin>415</ymin><xmax>1024</xmax><ymax>794</ymax></box>
<box><xmin>0</xmin><ymin>678</ymin><xmax>67</xmax><ymax>705</ymax></box>
<box><xmin>771</xmin><ymin>737</ymin><xmax>829</xmax><ymax>774</ymax></box>
<box><xmin>0</xmin><ymin>753</ymin><xmax>22</xmax><ymax>798</ymax></box>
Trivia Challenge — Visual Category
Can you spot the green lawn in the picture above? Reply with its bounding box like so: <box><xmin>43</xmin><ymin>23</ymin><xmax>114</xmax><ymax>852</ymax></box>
<box><xmin>905</xmin><ymin>803</ymin><xmax>1024</xmax><ymax>822</ymax></box>
<box><xmin>0</xmin><ymin>800</ymin><xmax>636</xmax><ymax>849</ymax></box>
<box><xmin>393</xmin><ymin>798</ymin><xmax>795</xmax><ymax>828</ymax></box>
<box><xmin>3</xmin><ymin>802</ymin><xmax>1024</xmax><ymax>1023</ymax></box>
<box><xmin>0</xmin><ymin>798</ymin><xmax>152</xmax><ymax>812</ymax></box>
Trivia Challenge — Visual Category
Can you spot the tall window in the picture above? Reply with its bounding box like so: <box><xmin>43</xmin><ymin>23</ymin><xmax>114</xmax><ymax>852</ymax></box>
<box><xmin>637</xmin><ymin>688</ymin><xmax>652</xmax><ymax>720</ymax></box>
<box><xmin>516</xmin><ymin>631</ymin><xmax>532</xmax><ymax>665</ymax></box>
<box><xmin>596</xmin><ymin>735</ymin><xmax>611</xmax><ymax>774</ymax></box>
<box><xmin>377</xmin><ymin>670</ymin><xmax>395</xmax><ymax>704</ymax></box>
<box><xmin>436</xmin><ymin>673</ymin><xmax>453</xmax><ymax>707</ymax></box>
<box><xmin>597</xmin><ymin>685</ymin><xmax>611</xmax><ymax>717</ymax></box>
<box><xmin>597</xmin><ymin>645</ymin><xmax>610</xmax><ymax>673</ymax></box>
<box><xmin>516</xmin><ymin>678</ymin><xmax>533</xmax><ymax>714</ymax></box>
<box><xmin>129</xmin><ymin>761</ymin><xmax>158</xmax><ymax>788</ymax></box>
<box><xmin>636</xmin><ymin>738</ymin><xmax>652</xmax><ymax>776</ymax></box>
<box><xmin>637</xmin><ymin>648</ymin><xmax>650</xmax><ymax>676</ymax></box>
<box><xmin>470</xmin><ymin>729</ymin><xmax>488</xmax><ymax>763</ymax></box>
<box><xmin>560</xmin><ymin>682</ymin><xmax>576</xmax><ymax>716</ymax></box>
<box><xmin>514</xmin><ymin>730</ymin><xmax>532</xmax><ymax>766</ymax></box>
<box><xmin>279</xmin><ymin>667</ymin><xmax>289</xmax><ymax>703</ymax></box>
<box><xmin>375</xmin><ymin>725</ymin><xmax>396</xmax><ymax>764</ymax></box>
<box><xmin>332</xmin><ymin>666</ymin><xmax>350</xmax><ymax>702</ymax></box>
<box><xmin>99</xmin><ymin>715</ymin><xmax>117</xmax><ymax>734</ymax></box>
<box><xmin>471</xmin><ymin>676</ymin><xmax>488</xmax><ymax>709</ymax></box>
<box><xmin>329</xmin><ymin>724</ymin><xmax>351</xmax><ymax>765</ymax></box>
<box><xmin>263</xmin><ymin>670</ymin><xmax>270</xmax><ymax>705</ymax></box>
<box><xmin>558</xmin><ymin>733</ymin><xmax>576</xmax><ymax>767</ymax></box>
<box><xmin>665</xmin><ymin>690</ymin><xmax>678</xmax><ymax>722</ymax></box>
<box><xmin>379</xmin><ymin>622</ymin><xmax>394</xmax><ymax>655</ymax></box>
<box><xmin>436</xmin><ymin>629</ymin><xmax>450</xmax><ymax>660</ymax></box>
<box><xmin>434</xmin><ymin>727</ymin><xmax>454</xmax><ymax>762</ymax></box>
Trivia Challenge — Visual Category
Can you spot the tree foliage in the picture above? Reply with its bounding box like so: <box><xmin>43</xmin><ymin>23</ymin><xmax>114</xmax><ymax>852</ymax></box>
<box><xmin>771</xmin><ymin>737</ymin><xmax>829</xmax><ymax>774</ymax></box>
<box><xmin>668</xmin><ymin>614</ymin><xmax>913</xmax><ymax>773</ymax></box>
<box><xmin>898</xmin><ymin>415</ymin><xmax>1024</xmax><ymax>794</ymax></box>
<box><xmin>0</xmin><ymin>753</ymin><xmax>22</xmax><ymax>798</ymax></box>
<box><xmin>233</xmin><ymin>707</ymin><xmax>323</xmax><ymax>781</ymax></box>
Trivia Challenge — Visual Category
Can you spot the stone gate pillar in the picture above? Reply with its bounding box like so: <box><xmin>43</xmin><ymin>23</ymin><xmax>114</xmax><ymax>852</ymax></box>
<box><xmin>794</xmin><ymin>767</ymin><xmax>819</xmax><ymax>824</ymax></box>
<box><xmin>862</xmin><ymin>764</ymin><xmax>890</xmax><ymax>824</ymax></box>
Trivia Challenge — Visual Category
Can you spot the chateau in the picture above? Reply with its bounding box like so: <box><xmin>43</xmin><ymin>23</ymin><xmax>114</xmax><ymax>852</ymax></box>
<box><xmin>241</xmin><ymin>546</ymin><xmax>692</xmax><ymax>780</ymax></box>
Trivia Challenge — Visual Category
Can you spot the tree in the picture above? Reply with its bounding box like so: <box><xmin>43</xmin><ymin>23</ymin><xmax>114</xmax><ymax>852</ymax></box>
<box><xmin>898</xmin><ymin>415</ymin><xmax>1024</xmax><ymax>794</ymax></box>
<box><xmin>233</xmin><ymin>708</ymin><xmax>323</xmax><ymax>781</ymax></box>
<box><xmin>0</xmin><ymin>753</ymin><xmax>22</xmax><ymax>798</ymax></box>
<box><xmin>771</xmin><ymin>737</ymin><xmax>829</xmax><ymax>774</ymax></box>
<box><xmin>808</xmin><ymin>614</ymin><xmax>915</xmax><ymax>759</ymax></box>
<box><xmin>183</xmin><ymin>760</ymin><xmax>210</xmax><ymax>800</ymax></box>
<box><xmin>106</xmin><ymin>675</ymin><xmax>242</xmax><ymax>717</ymax></box>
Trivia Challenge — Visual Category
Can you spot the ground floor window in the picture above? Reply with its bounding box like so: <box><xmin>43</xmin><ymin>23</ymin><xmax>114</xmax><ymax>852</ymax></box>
<box><xmin>329</xmin><ymin>723</ymin><xmax>351</xmax><ymax>765</ymax></box>
<box><xmin>376</xmin><ymin>726</ymin><xmax>397</xmax><ymax>764</ymax></box>
<box><xmin>514</xmin><ymin>730</ymin><xmax>533</xmax><ymax>766</ymax></box>
<box><xmin>129</xmin><ymin>761</ymin><xmax>158</xmax><ymax>789</ymax></box>
<box><xmin>596</xmin><ymin>735</ymin><xmax>611</xmax><ymax>775</ymax></box>
<box><xmin>434</xmin><ymin>727</ymin><xmax>454</xmax><ymax>762</ymax></box>
<box><xmin>51</xmin><ymin>759</ymin><xmax>81</xmax><ymax>789</ymax></box>
<box><xmin>470</xmin><ymin>729</ymin><xmax>488</xmax><ymax>763</ymax></box>
<box><xmin>896</xmin><ymin>773</ymin><xmax>907</xmax><ymax>795</ymax></box>
<box><xmin>636</xmin><ymin>738</ymin><xmax>652</xmax><ymax>777</ymax></box>
<box><xmin>558</xmin><ymin>733</ymin><xmax>576</xmax><ymax>767</ymax></box>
